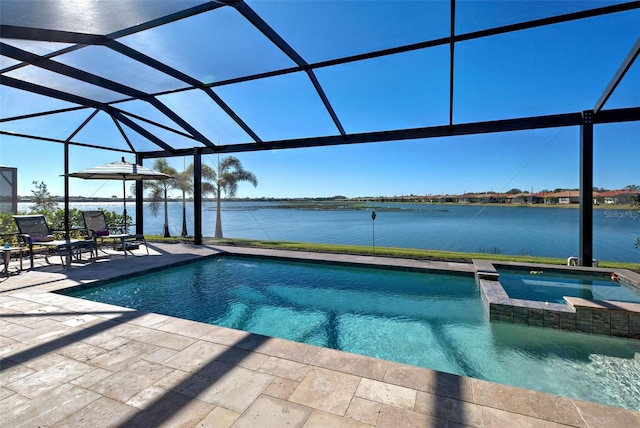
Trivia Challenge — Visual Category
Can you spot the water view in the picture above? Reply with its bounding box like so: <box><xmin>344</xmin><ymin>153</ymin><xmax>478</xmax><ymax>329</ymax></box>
<box><xmin>22</xmin><ymin>200</ymin><xmax>639</xmax><ymax>263</ymax></box>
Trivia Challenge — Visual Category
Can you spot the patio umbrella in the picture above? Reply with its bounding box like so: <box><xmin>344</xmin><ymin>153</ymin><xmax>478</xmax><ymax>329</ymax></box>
<box><xmin>67</xmin><ymin>157</ymin><xmax>173</xmax><ymax>231</ymax></box>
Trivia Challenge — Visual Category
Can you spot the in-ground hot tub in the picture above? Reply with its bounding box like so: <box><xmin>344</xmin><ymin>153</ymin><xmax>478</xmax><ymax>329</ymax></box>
<box><xmin>474</xmin><ymin>260</ymin><xmax>640</xmax><ymax>339</ymax></box>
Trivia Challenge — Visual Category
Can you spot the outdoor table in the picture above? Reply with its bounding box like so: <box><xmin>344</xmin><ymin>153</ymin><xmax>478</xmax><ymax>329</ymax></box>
<box><xmin>2</xmin><ymin>246</ymin><xmax>25</xmax><ymax>277</ymax></box>
<box><xmin>59</xmin><ymin>240</ymin><xmax>97</xmax><ymax>267</ymax></box>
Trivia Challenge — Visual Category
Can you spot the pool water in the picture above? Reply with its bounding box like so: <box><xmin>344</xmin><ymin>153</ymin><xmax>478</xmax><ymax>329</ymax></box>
<box><xmin>497</xmin><ymin>268</ymin><xmax>640</xmax><ymax>304</ymax></box>
<box><xmin>63</xmin><ymin>256</ymin><xmax>640</xmax><ymax>410</ymax></box>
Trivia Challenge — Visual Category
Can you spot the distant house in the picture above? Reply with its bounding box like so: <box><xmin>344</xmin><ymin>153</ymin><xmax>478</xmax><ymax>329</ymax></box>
<box><xmin>485</xmin><ymin>193</ymin><xmax>507</xmax><ymax>203</ymax></box>
<box><xmin>420</xmin><ymin>189</ymin><xmax>638</xmax><ymax>206</ymax></box>
<box><xmin>478</xmin><ymin>194</ymin><xmax>495</xmax><ymax>203</ymax></box>
<box><xmin>431</xmin><ymin>195</ymin><xmax>457</xmax><ymax>203</ymax></box>
<box><xmin>506</xmin><ymin>193</ymin><xmax>532</xmax><ymax>204</ymax></box>
<box><xmin>550</xmin><ymin>190</ymin><xmax>580</xmax><ymax>204</ymax></box>
<box><xmin>457</xmin><ymin>194</ymin><xmax>472</xmax><ymax>203</ymax></box>
<box><xmin>528</xmin><ymin>192</ymin><xmax>547</xmax><ymax>204</ymax></box>
<box><xmin>458</xmin><ymin>193</ymin><xmax>482</xmax><ymax>203</ymax></box>
<box><xmin>597</xmin><ymin>190</ymin><xmax>640</xmax><ymax>205</ymax></box>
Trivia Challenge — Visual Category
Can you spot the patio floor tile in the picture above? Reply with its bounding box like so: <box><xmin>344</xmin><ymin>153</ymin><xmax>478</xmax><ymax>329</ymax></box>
<box><xmin>5</xmin><ymin>357</ymin><xmax>94</xmax><ymax>399</ymax></box>
<box><xmin>5</xmin><ymin>383</ymin><xmax>100</xmax><ymax>428</ymax></box>
<box><xmin>51</xmin><ymin>396</ymin><xmax>139</xmax><ymax>428</ymax></box>
<box><xmin>354</xmin><ymin>378</ymin><xmax>416</xmax><ymax>411</ymax></box>
<box><xmin>86</xmin><ymin>339</ymin><xmax>160</xmax><ymax>371</ymax></box>
<box><xmin>199</xmin><ymin>324</ymin><xmax>255</xmax><ymax>347</ymax></box>
<box><xmin>0</xmin><ymin>361</ymin><xmax>35</xmax><ymax>385</ymax></box>
<box><xmin>472</xmin><ymin>378</ymin><xmax>586</xmax><ymax>427</ymax></box>
<box><xmin>70</xmin><ymin>366</ymin><xmax>113</xmax><ymax>388</ymax></box>
<box><xmin>232</xmin><ymin>395</ymin><xmax>311</xmax><ymax>428</ymax></box>
<box><xmin>0</xmin><ymin>391</ymin><xmax>31</xmax><ymax>426</ymax></box>
<box><xmin>345</xmin><ymin>396</ymin><xmax>382</xmax><ymax>426</ymax></box>
<box><xmin>289</xmin><ymin>367</ymin><xmax>361</xmax><ymax>416</ymax></box>
<box><xmin>143</xmin><ymin>346</ymin><xmax>179</xmax><ymax>363</ymax></box>
<box><xmin>196</xmin><ymin>406</ymin><xmax>241</xmax><ymax>428</ymax></box>
<box><xmin>311</xmin><ymin>347</ymin><xmax>388</xmax><ymax>381</ymax></box>
<box><xmin>158</xmin><ymin>317</ymin><xmax>219</xmax><ymax>339</ymax></box>
<box><xmin>257</xmin><ymin>355</ymin><xmax>312</xmax><ymax>381</ymax></box>
<box><xmin>303</xmin><ymin>408</ymin><xmax>372</xmax><ymax>427</ymax></box>
<box><xmin>414</xmin><ymin>390</ymin><xmax>484</xmax><ymax>427</ymax></box>
<box><xmin>572</xmin><ymin>399</ymin><xmax>640</xmax><ymax>428</ymax></box>
<box><xmin>162</xmin><ymin>340</ymin><xmax>233</xmax><ymax>371</ymax></box>
<box><xmin>113</xmin><ymin>324</ymin><xmax>197</xmax><ymax>350</ymax></box>
<box><xmin>57</xmin><ymin>339</ymin><xmax>111</xmax><ymax>362</ymax></box>
<box><xmin>0</xmin><ymin>386</ymin><xmax>14</xmax><ymax>401</ymax></box>
<box><xmin>263</xmin><ymin>376</ymin><xmax>300</xmax><ymax>400</ymax></box>
<box><xmin>384</xmin><ymin>361</ymin><xmax>475</xmax><ymax>401</ymax></box>
<box><xmin>246</xmin><ymin>336</ymin><xmax>322</xmax><ymax>364</ymax></box>
<box><xmin>184</xmin><ymin>365</ymin><xmax>274</xmax><ymax>413</ymax></box>
<box><xmin>125</xmin><ymin>390</ymin><xmax>216</xmax><ymax>428</ymax></box>
<box><xmin>375</xmin><ymin>404</ymin><xmax>443</xmax><ymax>428</ymax></box>
<box><xmin>481</xmin><ymin>406</ymin><xmax>573</xmax><ymax>428</ymax></box>
<box><xmin>88</xmin><ymin>359</ymin><xmax>174</xmax><ymax>403</ymax></box>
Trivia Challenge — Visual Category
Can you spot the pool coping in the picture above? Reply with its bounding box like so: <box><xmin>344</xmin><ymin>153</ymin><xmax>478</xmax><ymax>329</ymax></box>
<box><xmin>1</xmin><ymin>243</ymin><xmax>639</xmax><ymax>427</ymax></box>
<box><xmin>474</xmin><ymin>259</ymin><xmax>640</xmax><ymax>340</ymax></box>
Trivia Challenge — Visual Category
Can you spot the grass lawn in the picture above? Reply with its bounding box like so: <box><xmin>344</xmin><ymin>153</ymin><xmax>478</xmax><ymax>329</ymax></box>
<box><xmin>146</xmin><ymin>236</ymin><xmax>640</xmax><ymax>272</ymax></box>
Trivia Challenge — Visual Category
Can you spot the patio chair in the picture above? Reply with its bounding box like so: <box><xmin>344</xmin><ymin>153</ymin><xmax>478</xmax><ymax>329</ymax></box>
<box><xmin>1</xmin><ymin>248</ymin><xmax>5</xmax><ymax>277</ymax></box>
<box><xmin>13</xmin><ymin>215</ymin><xmax>94</xmax><ymax>268</ymax></box>
<box><xmin>81</xmin><ymin>210</ymin><xmax>148</xmax><ymax>257</ymax></box>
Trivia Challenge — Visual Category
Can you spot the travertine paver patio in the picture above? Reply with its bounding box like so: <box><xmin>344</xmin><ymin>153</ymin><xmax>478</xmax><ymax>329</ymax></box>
<box><xmin>1</xmin><ymin>242</ymin><xmax>638</xmax><ymax>427</ymax></box>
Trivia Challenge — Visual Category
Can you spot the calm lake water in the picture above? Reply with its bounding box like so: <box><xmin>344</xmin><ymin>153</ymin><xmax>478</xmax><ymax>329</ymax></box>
<box><xmin>20</xmin><ymin>201</ymin><xmax>639</xmax><ymax>262</ymax></box>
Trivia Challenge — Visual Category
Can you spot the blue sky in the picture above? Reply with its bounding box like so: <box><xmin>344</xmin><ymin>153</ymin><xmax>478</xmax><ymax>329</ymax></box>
<box><xmin>1</xmin><ymin>1</ymin><xmax>639</xmax><ymax>200</ymax></box>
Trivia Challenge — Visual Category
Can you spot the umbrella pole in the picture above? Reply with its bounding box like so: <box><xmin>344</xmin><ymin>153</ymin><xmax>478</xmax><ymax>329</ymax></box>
<box><xmin>122</xmin><ymin>179</ymin><xmax>127</xmax><ymax>233</ymax></box>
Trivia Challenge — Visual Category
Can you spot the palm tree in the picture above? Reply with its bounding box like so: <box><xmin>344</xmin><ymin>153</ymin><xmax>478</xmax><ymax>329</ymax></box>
<box><xmin>213</xmin><ymin>156</ymin><xmax>257</xmax><ymax>238</ymax></box>
<box><xmin>176</xmin><ymin>163</ymin><xmax>217</xmax><ymax>237</ymax></box>
<box><xmin>174</xmin><ymin>169</ymin><xmax>192</xmax><ymax>237</ymax></box>
<box><xmin>144</xmin><ymin>159</ymin><xmax>178</xmax><ymax>237</ymax></box>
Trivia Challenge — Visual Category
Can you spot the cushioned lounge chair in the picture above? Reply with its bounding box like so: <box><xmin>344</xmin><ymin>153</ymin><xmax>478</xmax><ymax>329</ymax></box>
<box><xmin>13</xmin><ymin>215</ymin><xmax>94</xmax><ymax>268</ymax></box>
<box><xmin>81</xmin><ymin>210</ymin><xmax>148</xmax><ymax>257</ymax></box>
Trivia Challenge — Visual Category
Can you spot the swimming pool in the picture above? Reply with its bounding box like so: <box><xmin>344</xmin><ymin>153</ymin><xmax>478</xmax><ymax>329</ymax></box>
<box><xmin>62</xmin><ymin>256</ymin><xmax>640</xmax><ymax>410</ymax></box>
<box><xmin>496</xmin><ymin>268</ymin><xmax>640</xmax><ymax>304</ymax></box>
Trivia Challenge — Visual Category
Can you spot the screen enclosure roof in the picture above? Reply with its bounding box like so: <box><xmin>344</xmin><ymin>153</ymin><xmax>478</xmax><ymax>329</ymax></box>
<box><xmin>1</xmin><ymin>0</ymin><xmax>639</xmax><ymax>159</ymax></box>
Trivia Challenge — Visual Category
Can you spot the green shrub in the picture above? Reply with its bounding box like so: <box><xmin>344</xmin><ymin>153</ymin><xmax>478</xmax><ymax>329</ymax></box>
<box><xmin>0</xmin><ymin>208</ymin><xmax>129</xmax><ymax>237</ymax></box>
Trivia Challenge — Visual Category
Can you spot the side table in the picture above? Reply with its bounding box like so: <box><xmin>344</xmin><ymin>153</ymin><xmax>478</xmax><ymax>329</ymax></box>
<box><xmin>2</xmin><ymin>246</ymin><xmax>25</xmax><ymax>277</ymax></box>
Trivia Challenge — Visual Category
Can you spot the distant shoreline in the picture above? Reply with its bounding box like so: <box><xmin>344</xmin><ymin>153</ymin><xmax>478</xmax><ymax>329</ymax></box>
<box><xmin>17</xmin><ymin>198</ymin><xmax>637</xmax><ymax>210</ymax></box>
